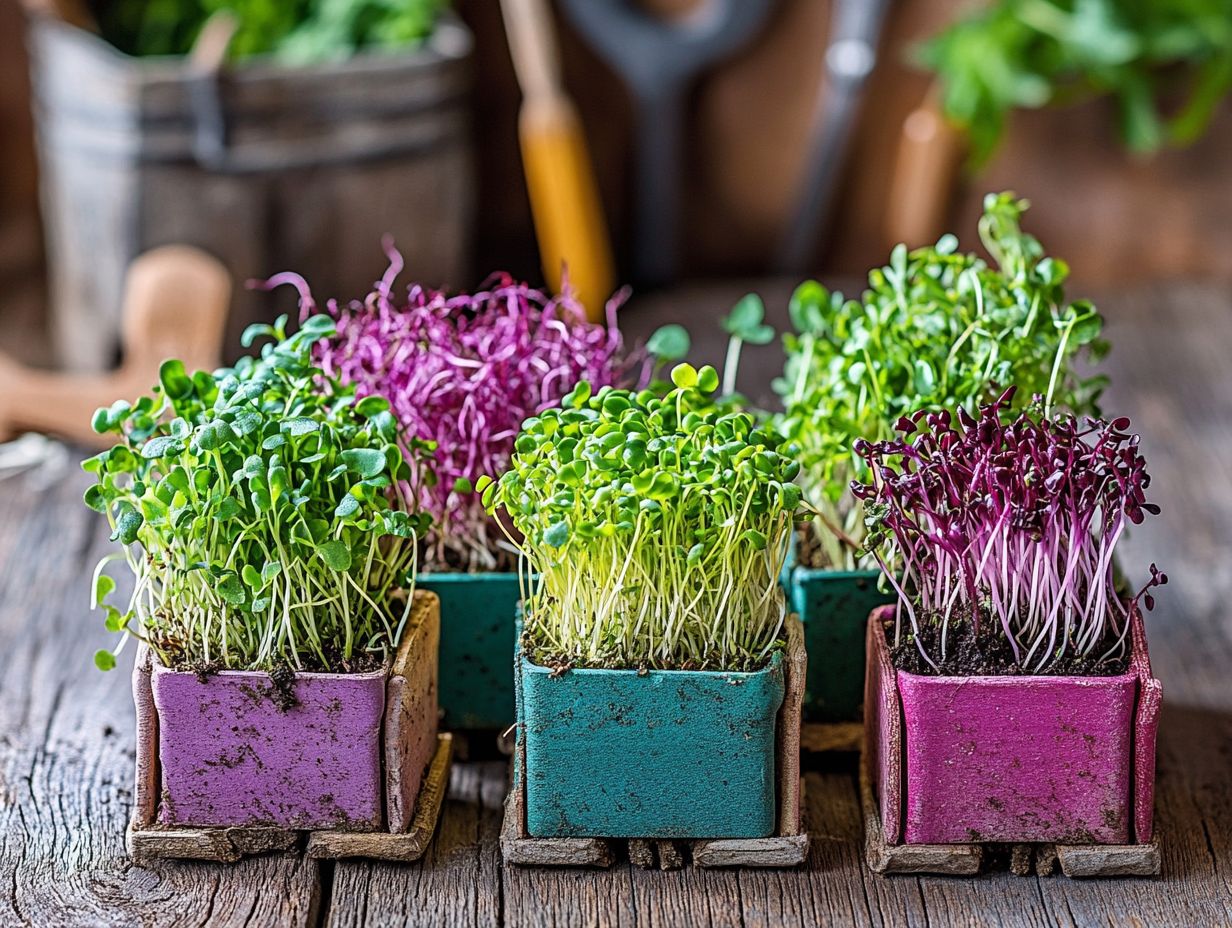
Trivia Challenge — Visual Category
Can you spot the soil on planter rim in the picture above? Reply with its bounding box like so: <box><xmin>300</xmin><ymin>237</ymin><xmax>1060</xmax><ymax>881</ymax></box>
<box><xmin>886</xmin><ymin>608</ymin><xmax>1131</xmax><ymax>678</ymax></box>
<box><xmin>520</xmin><ymin>627</ymin><xmax>782</xmax><ymax>674</ymax></box>
<box><xmin>166</xmin><ymin>643</ymin><xmax>386</xmax><ymax>711</ymax></box>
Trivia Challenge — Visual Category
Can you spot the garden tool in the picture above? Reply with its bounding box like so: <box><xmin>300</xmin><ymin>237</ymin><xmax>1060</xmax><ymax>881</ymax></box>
<box><xmin>558</xmin><ymin>0</ymin><xmax>776</xmax><ymax>287</ymax></box>
<box><xmin>0</xmin><ymin>245</ymin><xmax>231</xmax><ymax>448</ymax></box>
<box><xmin>500</xmin><ymin>0</ymin><xmax>615</xmax><ymax>323</ymax></box>
<box><xmin>884</xmin><ymin>85</ymin><xmax>966</xmax><ymax>249</ymax></box>
<box><xmin>776</xmin><ymin>0</ymin><xmax>892</xmax><ymax>272</ymax></box>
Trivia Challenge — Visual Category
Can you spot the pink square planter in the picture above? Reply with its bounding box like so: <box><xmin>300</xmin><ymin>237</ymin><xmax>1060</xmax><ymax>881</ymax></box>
<box><xmin>866</xmin><ymin>604</ymin><xmax>1162</xmax><ymax>847</ymax></box>
<box><xmin>131</xmin><ymin>591</ymin><xmax>440</xmax><ymax>834</ymax></box>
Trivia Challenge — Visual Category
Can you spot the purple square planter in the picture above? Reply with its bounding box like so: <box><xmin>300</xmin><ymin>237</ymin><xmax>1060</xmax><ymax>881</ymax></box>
<box><xmin>152</xmin><ymin>664</ymin><xmax>387</xmax><ymax>830</ymax></box>
<box><xmin>866</xmin><ymin>604</ymin><xmax>1162</xmax><ymax>847</ymax></box>
<box><xmin>133</xmin><ymin>591</ymin><xmax>442</xmax><ymax>833</ymax></box>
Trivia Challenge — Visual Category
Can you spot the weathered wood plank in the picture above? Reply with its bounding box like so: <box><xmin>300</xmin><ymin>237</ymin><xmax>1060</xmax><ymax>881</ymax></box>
<box><xmin>325</xmin><ymin>760</ymin><xmax>505</xmax><ymax>928</ymax></box>
<box><xmin>0</xmin><ymin>465</ymin><xmax>322</xmax><ymax>927</ymax></box>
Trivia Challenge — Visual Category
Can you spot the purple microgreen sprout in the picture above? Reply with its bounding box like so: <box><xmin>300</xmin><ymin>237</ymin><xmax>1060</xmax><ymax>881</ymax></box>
<box><xmin>853</xmin><ymin>387</ymin><xmax>1166</xmax><ymax>673</ymax></box>
<box><xmin>258</xmin><ymin>244</ymin><xmax>644</xmax><ymax>573</ymax></box>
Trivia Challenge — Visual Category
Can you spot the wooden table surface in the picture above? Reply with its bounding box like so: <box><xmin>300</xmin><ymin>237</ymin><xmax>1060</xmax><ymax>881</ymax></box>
<box><xmin>2</xmin><ymin>283</ymin><xmax>1230</xmax><ymax>926</ymax></box>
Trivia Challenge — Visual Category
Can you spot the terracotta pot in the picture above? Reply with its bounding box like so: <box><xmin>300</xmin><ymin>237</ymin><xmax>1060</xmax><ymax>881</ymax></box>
<box><xmin>866</xmin><ymin>604</ymin><xmax>1161</xmax><ymax>846</ymax></box>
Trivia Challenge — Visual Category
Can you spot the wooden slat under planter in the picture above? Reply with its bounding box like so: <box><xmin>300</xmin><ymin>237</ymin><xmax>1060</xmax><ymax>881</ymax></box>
<box><xmin>127</xmin><ymin>589</ymin><xmax>452</xmax><ymax>863</ymax></box>
<box><xmin>501</xmin><ymin>615</ymin><xmax>808</xmax><ymax>868</ymax></box>
<box><xmin>27</xmin><ymin>14</ymin><xmax>474</xmax><ymax>371</ymax></box>
<box><xmin>863</xmin><ymin>605</ymin><xmax>1163</xmax><ymax>878</ymax></box>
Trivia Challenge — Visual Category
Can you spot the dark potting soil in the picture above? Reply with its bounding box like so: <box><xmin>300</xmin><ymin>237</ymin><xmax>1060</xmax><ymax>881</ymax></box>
<box><xmin>887</xmin><ymin>609</ymin><xmax>1131</xmax><ymax>677</ymax></box>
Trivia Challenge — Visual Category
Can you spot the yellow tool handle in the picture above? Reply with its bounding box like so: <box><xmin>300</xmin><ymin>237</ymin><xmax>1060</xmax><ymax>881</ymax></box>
<box><xmin>519</xmin><ymin>97</ymin><xmax>615</xmax><ymax>323</ymax></box>
<box><xmin>501</xmin><ymin>0</ymin><xmax>614</xmax><ymax>323</ymax></box>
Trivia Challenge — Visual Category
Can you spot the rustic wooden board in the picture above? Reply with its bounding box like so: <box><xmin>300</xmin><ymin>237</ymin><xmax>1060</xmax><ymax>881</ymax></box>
<box><xmin>4</xmin><ymin>283</ymin><xmax>1232</xmax><ymax>925</ymax></box>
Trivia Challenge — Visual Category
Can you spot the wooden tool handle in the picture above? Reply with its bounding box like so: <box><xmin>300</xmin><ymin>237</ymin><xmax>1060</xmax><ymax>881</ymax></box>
<box><xmin>500</xmin><ymin>0</ymin><xmax>563</xmax><ymax>101</ymax></box>
<box><xmin>0</xmin><ymin>246</ymin><xmax>231</xmax><ymax>447</ymax></box>
<box><xmin>884</xmin><ymin>88</ymin><xmax>966</xmax><ymax>250</ymax></box>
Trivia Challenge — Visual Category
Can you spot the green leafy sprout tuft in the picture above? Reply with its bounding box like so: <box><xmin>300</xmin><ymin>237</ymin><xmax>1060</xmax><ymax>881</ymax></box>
<box><xmin>773</xmin><ymin>192</ymin><xmax>1108</xmax><ymax>571</ymax></box>
<box><xmin>484</xmin><ymin>363</ymin><xmax>805</xmax><ymax>671</ymax></box>
<box><xmin>84</xmin><ymin>315</ymin><xmax>432</xmax><ymax>673</ymax></box>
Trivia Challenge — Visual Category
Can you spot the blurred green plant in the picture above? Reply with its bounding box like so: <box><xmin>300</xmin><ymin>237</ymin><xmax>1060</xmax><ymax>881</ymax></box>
<box><xmin>96</xmin><ymin>0</ymin><xmax>448</xmax><ymax>62</ymax></box>
<box><xmin>920</xmin><ymin>0</ymin><xmax>1232</xmax><ymax>162</ymax></box>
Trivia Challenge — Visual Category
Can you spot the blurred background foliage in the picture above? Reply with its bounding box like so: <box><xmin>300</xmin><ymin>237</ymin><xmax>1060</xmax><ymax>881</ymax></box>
<box><xmin>92</xmin><ymin>0</ymin><xmax>447</xmax><ymax>61</ymax></box>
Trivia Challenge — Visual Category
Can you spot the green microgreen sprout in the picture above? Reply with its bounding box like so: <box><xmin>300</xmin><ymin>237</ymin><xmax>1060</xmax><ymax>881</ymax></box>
<box><xmin>773</xmin><ymin>192</ymin><xmax>1108</xmax><ymax>571</ymax></box>
<box><xmin>84</xmin><ymin>314</ymin><xmax>432</xmax><ymax>674</ymax></box>
<box><xmin>483</xmin><ymin>363</ymin><xmax>805</xmax><ymax>671</ymax></box>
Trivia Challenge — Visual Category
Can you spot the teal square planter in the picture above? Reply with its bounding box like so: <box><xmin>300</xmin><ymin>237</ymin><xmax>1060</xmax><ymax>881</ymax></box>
<box><xmin>783</xmin><ymin>539</ymin><xmax>892</xmax><ymax>724</ymax></box>
<box><xmin>418</xmin><ymin>572</ymin><xmax>519</xmax><ymax>731</ymax></box>
<box><xmin>516</xmin><ymin>645</ymin><xmax>786</xmax><ymax>839</ymax></box>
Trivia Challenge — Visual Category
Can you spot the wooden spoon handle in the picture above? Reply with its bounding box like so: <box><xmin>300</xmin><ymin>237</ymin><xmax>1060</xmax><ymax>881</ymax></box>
<box><xmin>0</xmin><ymin>246</ymin><xmax>231</xmax><ymax>447</ymax></box>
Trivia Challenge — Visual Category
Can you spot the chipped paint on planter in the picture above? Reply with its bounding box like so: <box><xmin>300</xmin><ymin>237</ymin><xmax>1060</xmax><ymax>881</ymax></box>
<box><xmin>151</xmin><ymin>663</ymin><xmax>387</xmax><ymax>830</ymax></box>
<box><xmin>419</xmin><ymin>571</ymin><xmax>518</xmax><ymax>730</ymax></box>
<box><xmin>517</xmin><ymin>643</ymin><xmax>786</xmax><ymax>839</ymax></box>
<box><xmin>866</xmin><ymin>604</ymin><xmax>1162</xmax><ymax>846</ymax></box>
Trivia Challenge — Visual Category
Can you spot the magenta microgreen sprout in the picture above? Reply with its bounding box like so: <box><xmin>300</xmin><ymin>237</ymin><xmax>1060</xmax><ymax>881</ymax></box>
<box><xmin>853</xmin><ymin>387</ymin><xmax>1166</xmax><ymax>673</ymax></box>
<box><xmin>258</xmin><ymin>245</ymin><xmax>643</xmax><ymax>573</ymax></box>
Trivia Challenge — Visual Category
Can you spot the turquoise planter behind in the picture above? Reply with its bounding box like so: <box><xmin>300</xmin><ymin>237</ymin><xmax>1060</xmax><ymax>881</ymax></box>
<box><xmin>790</xmin><ymin>567</ymin><xmax>891</xmax><ymax>723</ymax></box>
<box><xmin>418</xmin><ymin>572</ymin><xmax>519</xmax><ymax>730</ymax></box>
<box><xmin>781</xmin><ymin>537</ymin><xmax>892</xmax><ymax>724</ymax></box>
<box><xmin>517</xmin><ymin>644</ymin><xmax>785</xmax><ymax>838</ymax></box>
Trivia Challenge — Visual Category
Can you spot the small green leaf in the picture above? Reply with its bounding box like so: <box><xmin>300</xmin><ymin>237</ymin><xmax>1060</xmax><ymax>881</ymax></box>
<box><xmin>671</xmin><ymin>363</ymin><xmax>698</xmax><ymax>389</ymax></box>
<box><xmin>355</xmin><ymin>395</ymin><xmax>391</xmax><ymax>417</ymax></box>
<box><xmin>646</xmin><ymin>324</ymin><xmax>691</xmax><ymax>361</ymax></box>
<box><xmin>217</xmin><ymin>574</ymin><xmax>246</xmax><ymax>605</ymax></box>
<box><xmin>453</xmin><ymin>476</ymin><xmax>473</xmax><ymax>494</ymax></box>
<box><xmin>242</xmin><ymin>564</ymin><xmax>262</xmax><ymax>588</ymax></box>
<box><xmin>95</xmin><ymin>573</ymin><xmax>116</xmax><ymax>605</ymax></box>
<box><xmin>140</xmin><ymin>437</ymin><xmax>184</xmax><ymax>460</ymax></box>
<box><xmin>335</xmin><ymin>495</ymin><xmax>361</xmax><ymax>519</ymax></box>
<box><xmin>159</xmin><ymin>359</ymin><xmax>193</xmax><ymax>400</ymax></box>
<box><xmin>319</xmin><ymin>540</ymin><xmax>352</xmax><ymax>571</ymax></box>
<box><xmin>94</xmin><ymin>650</ymin><xmax>117</xmax><ymax>671</ymax></box>
<box><xmin>111</xmin><ymin>509</ymin><xmax>144</xmax><ymax>545</ymax></box>
<box><xmin>282</xmin><ymin>417</ymin><xmax>320</xmax><ymax>437</ymax></box>
<box><xmin>341</xmin><ymin>448</ymin><xmax>385</xmax><ymax>479</ymax></box>
<box><xmin>544</xmin><ymin>521</ymin><xmax>570</xmax><ymax>547</ymax></box>
<box><xmin>103</xmin><ymin>605</ymin><xmax>126</xmax><ymax>633</ymax></box>
<box><xmin>723</xmin><ymin>293</ymin><xmax>765</xmax><ymax>336</ymax></box>
<box><xmin>696</xmin><ymin>365</ymin><xmax>720</xmax><ymax>393</ymax></box>
<box><xmin>261</xmin><ymin>561</ymin><xmax>282</xmax><ymax>584</ymax></box>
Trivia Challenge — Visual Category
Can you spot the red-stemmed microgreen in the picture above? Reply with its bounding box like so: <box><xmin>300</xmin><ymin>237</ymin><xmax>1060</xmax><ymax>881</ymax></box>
<box><xmin>483</xmin><ymin>363</ymin><xmax>804</xmax><ymax>671</ymax></box>
<box><xmin>853</xmin><ymin>387</ymin><xmax>1166</xmax><ymax>673</ymax></box>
